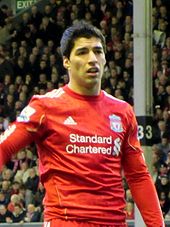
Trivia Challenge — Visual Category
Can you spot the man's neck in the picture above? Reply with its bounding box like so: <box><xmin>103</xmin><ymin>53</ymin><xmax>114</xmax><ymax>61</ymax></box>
<box><xmin>68</xmin><ymin>83</ymin><xmax>101</xmax><ymax>96</ymax></box>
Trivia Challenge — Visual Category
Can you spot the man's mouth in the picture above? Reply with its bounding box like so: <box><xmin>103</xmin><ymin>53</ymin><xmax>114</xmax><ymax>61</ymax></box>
<box><xmin>87</xmin><ymin>67</ymin><xmax>99</xmax><ymax>74</ymax></box>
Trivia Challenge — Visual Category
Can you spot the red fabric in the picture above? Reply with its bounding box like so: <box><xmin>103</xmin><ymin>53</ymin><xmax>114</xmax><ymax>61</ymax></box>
<box><xmin>123</xmin><ymin>152</ymin><xmax>164</xmax><ymax>227</ymax></box>
<box><xmin>121</xmin><ymin>110</ymin><xmax>164</xmax><ymax>226</ymax></box>
<box><xmin>0</xmin><ymin>85</ymin><xmax>165</xmax><ymax>226</ymax></box>
<box><xmin>43</xmin><ymin>219</ymin><xmax>128</xmax><ymax>227</ymax></box>
<box><xmin>0</xmin><ymin>123</ymin><xmax>33</xmax><ymax>170</ymax></box>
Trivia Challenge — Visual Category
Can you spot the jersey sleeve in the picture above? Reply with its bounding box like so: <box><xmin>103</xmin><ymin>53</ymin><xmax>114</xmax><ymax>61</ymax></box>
<box><xmin>0</xmin><ymin>96</ymin><xmax>46</xmax><ymax>171</ymax></box>
<box><xmin>122</xmin><ymin>105</ymin><xmax>165</xmax><ymax>227</ymax></box>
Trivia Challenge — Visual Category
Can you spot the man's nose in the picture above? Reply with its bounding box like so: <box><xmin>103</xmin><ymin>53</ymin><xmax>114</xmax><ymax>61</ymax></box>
<box><xmin>88</xmin><ymin>51</ymin><xmax>97</xmax><ymax>63</ymax></box>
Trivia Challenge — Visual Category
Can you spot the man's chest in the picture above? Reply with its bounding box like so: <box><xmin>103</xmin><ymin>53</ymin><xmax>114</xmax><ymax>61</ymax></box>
<box><xmin>45</xmin><ymin>102</ymin><xmax>126</xmax><ymax>160</ymax></box>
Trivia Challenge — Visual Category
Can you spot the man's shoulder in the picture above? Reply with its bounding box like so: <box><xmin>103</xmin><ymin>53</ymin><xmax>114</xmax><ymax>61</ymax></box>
<box><xmin>33</xmin><ymin>88</ymin><xmax>65</xmax><ymax>100</ymax></box>
<box><xmin>103</xmin><ymin>91</ymin><xmax>128</xmax><ymax>105</ymax></box>
<box><xmin>103</xmin><ymin>91</ymin><xmax>133</xmax><ymax>113</ymax></box>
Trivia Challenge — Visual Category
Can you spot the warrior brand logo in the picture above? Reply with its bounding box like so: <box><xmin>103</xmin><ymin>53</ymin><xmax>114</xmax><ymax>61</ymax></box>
<box><xmin>109</xmin><ymin>114</ymin><xmax>123</xmax><ymax>133</ymax></box>
<box><xmin>65</xmin><ymin>134</ymin><xmax>122</xmax><ymax>156</ymax></box>
<box><xmin>17</xmin><ymin>106</ymin><xmax>36</xmax><ymax>123</ymax></box>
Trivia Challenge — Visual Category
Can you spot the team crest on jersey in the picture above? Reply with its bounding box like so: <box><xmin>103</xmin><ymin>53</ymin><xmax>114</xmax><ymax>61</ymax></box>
<box><xmin>109</xmin><ymin>114</ymin><xmax>123</xmax><ymax>132</ymax></box>
<box><xmin>17</xmin><ymin>106</ymin><xmax>35</xmax><ymax>122</ymax></box>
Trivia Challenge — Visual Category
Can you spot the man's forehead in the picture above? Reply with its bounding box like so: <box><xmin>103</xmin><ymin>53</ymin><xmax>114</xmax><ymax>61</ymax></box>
<box><xmin>73</xmin><ymin>37</ymin><xmax>103</xmax><ymax>49</ymax></box>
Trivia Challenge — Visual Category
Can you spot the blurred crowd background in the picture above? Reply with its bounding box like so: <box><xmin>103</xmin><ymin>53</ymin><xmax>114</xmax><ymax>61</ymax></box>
<box><xmin>0</xmin><ymin>0</ymin><xmax>170</xmax><ymax>224</ymax></box>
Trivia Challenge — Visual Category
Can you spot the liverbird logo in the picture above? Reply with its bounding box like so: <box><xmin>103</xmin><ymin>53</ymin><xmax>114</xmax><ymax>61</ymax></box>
<box><xmin>109</xmin><ymin>114</ymin><xmax>123</xmax><ymax>133</ymax></box>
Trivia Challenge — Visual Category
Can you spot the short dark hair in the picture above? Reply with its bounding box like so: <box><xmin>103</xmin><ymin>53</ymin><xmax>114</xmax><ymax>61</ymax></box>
<box><xmin>60</xmin><ymin>21</ymin><xmax>106</xmax><ymax>58</ymax></box>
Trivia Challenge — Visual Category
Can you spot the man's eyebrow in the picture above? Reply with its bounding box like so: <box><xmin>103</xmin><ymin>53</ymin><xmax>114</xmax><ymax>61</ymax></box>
<box><xmin>75</xmin><ymin>46</ymin><xmax>103</xmax><ymax>52</ymax></box>
<box><xmin>94</xmin><ymin>46</ymin><xmax>104</xmax><ymax>51</ymax></box>
<box><xmin>75</xmin><ymin>47</ymin><xmax>88</xmax><ymax>52</ymax></box>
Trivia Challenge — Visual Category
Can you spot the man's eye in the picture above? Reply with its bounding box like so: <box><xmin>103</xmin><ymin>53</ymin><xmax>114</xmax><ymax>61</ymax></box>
<box><xmin>97</xmin><ymin>50</ymin><xmax>103</xmax><ymax>53</ymax></box>
<box><xmin>77</xmin><ymin>50</ymin><xmax>87</xmax><ymax>55</ymax></box>
<box><xmin>95</xmin><ymin>49</ymin><xmax>103</xmax><ymax>54</ymax></box>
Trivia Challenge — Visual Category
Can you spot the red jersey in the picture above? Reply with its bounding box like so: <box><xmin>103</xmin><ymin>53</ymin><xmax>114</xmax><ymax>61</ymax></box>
<box><xmin>0</xmin><ymin>85</ymin><xmax>164</xmax><ymax>226</ymax></box>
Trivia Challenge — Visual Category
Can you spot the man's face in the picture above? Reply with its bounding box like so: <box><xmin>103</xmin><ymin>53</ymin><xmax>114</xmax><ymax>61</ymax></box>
<box><xmin>63</xmin><ymin>37</ymin><xmax>106</xmax><ymax>94</ymax></box>
<box><xmin>0</xmin><ymin>206</ymin><xmax>6</xmax><ymax>215</ymax></box>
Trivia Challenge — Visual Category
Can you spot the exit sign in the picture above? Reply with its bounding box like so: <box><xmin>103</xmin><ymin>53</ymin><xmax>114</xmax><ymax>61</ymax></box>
<box><xmin>16</xmin><ymin>0</ymin><xmax>38</xmax><ymax>13</ymax></box>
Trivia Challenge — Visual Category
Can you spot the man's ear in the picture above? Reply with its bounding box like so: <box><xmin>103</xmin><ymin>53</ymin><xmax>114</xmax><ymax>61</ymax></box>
<box><xmin>63</xmin><ymin>57</ymin><xmax>70</xmax><ymax>70</ymax></box>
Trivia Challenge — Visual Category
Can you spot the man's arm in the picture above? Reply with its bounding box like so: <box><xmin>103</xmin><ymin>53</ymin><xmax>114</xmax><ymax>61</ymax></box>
<box><xmin>122</xmin><ymin>151</ymin><xmax>164</xmax><ymax>227</ymax></box>
<box><xmin>122</xmin><ymin>105</ymin><xmax>165</xmax><ymax>227</ymax></box>
<box><xmin>0</xmin><ymin>123</ymin><xmax>34</xmax><ymax>170</ymax></box>
<box><xmin>0</xmin><ymin>96</ymin><xmax>46</xmax><ymax>171</ymax></box>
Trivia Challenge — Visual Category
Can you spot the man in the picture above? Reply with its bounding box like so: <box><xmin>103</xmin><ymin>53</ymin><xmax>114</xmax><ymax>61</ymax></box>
<box><xmin>0</xmin><ymin>204</ymin><xmax>12</xmax><ymax>223</ymax></box>
<box><xmin>0</xmin><ymin>21</ymin><xmax>165</xmax><ymax>226</ymax></box>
